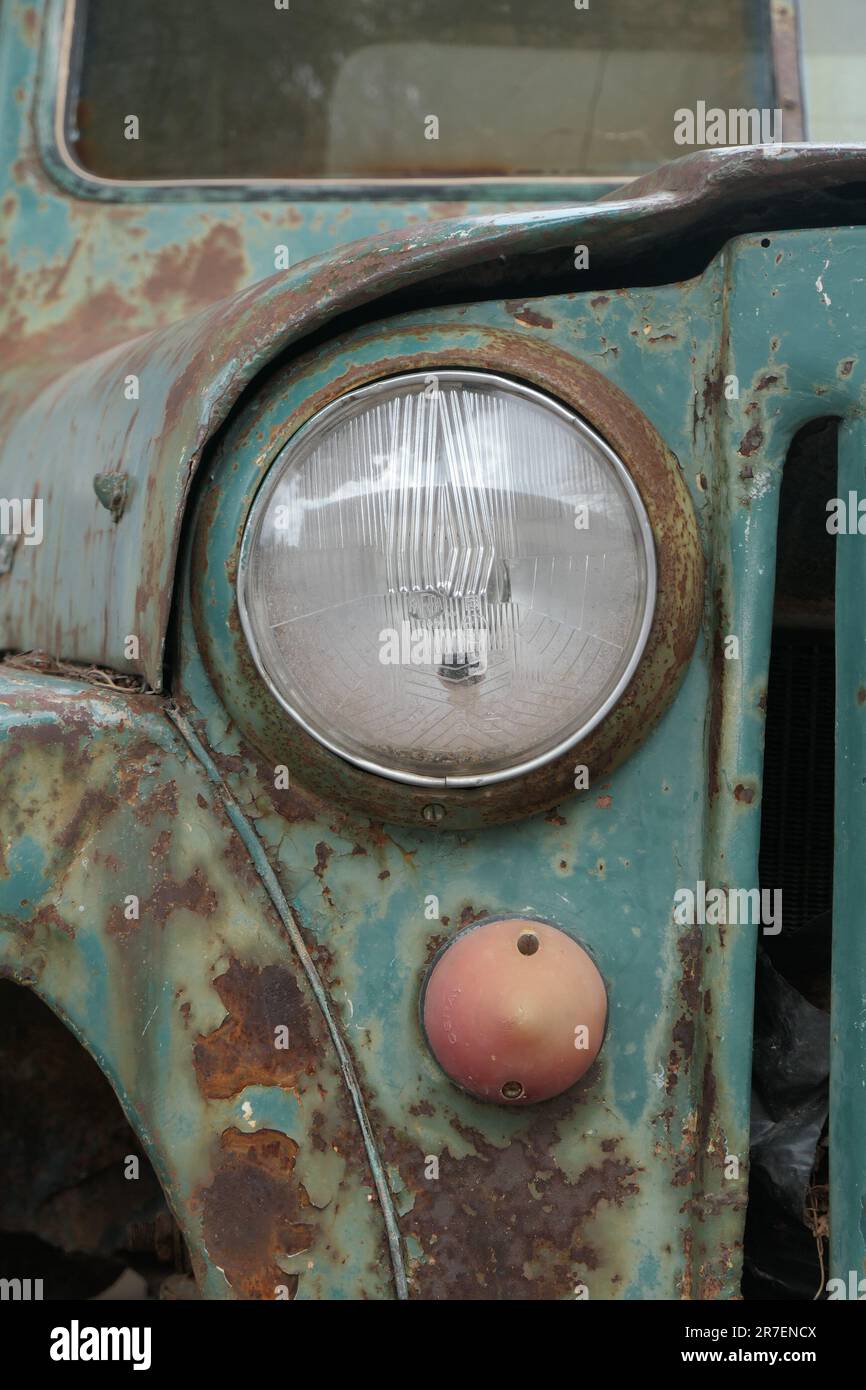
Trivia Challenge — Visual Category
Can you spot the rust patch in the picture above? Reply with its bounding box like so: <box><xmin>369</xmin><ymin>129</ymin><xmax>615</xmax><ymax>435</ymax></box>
<box><xmin>194</xmin><ymin>959</ymin><xmax>318</xmax><ymax>1100</ymax></box>
<box><xmin>20</xmin><ymin>7</ymin><xmax>38</xmax><ymax>42</ymax></box>
<box><xmin>218</xmin><ymin>820</ymin><xmax>266</xmax><ymax>896</ymax></box>
<box><xmin>738</xmin><ymin>423</ymin><xmax>764</xmax><ymax>457</ymax></box>
<box><xmin>423</xmin><ymin>932</ymin><xmax>448</xmax><ymax>965</ymax></box>
<box><xmin>0</xmin><ymin>286</ymin><xmax>140</xmax><ymax>437</ymax></box>
<box><xmin>504</xmin><ymin>300</ymin><xmax>554</xmax><ymax>330</ymax></box>
<box><xmin>313</xmin><ymin>842</ymin><xmax>333</xmax><ymax>879</ymax></box>
<box><xmin>666</xmin><ymin>1046</ymin><xmax>681</xmax><ymax>1094</ymax></box>
<box><xmin>428</xmin><ymin>202</ymin><xmax>470</xmax><ymax>220</ymax></box>
<box><xmin>148</xmin><ymin>864</ymin><xmax>217</xmax><ymax>925</ymax></box>
<box><xmin>459</xmin><ymin>904</ymin><xmax>488</xmax><ymax>928</ymax></box>
<box><xmin>676</xmin><ymin>926</ymin><xmax>703</xmax><ymax>1020</ymax></box>
<box><xmin>707</xmin><ymin>584</ymin><xmax>726</xmax><ymax>800</ymax></box>
<box><xmin>151</xmin><ymin>828</ymin><xmax>170</xmax><ymax>859</ymax></box>
<box><xmin>299</xmin><ymin>927</ymin><xmax>338</xmax><ymax>983</ymax></box>
<box><xmin>695</xmin><ymin>1055</ymin><xmax>719</xmax><ymax>1174</ymax></box>
<box><xmin>672</xmin><ymin>1015</ymin><xmax>695</xmax><ymax>1071</ymax></box>
<box><xmin>733</xmin><ymin>782</ymin><xmax>755</xmax><ymax>804</ymax></box>
<box><xmin>30</xmin><ymin>902</ymin><xmax>74</xmax><ymax>939</ymax></box>
<box><xmin>135</xmin><ymin>778</ymin><xmax>178</xmax><ymax>825</ymax></box>
<box><xmin>702</xmin><ymin>370</ymin><xmax>725</xmax><ymax>413</ymax></box>
<box><xmin>106</xmin><ymin>903</ymin><xmax>133</xmax><ymax>941</ymax></box>
<box><xmin>141</xmin><ymin>225</ymin><xmax>248</xmax><ymax>313</ymax></box>
<box><xmin>664</xmin><ymin>929</ymin><xmax>703</xmax><ymax>1097</ymax></box>
<box><xmin>55</xmin><ymin>787</ymin><xmax>116</xmax><ymax>852</ymax></box>
<box><xmin>43</xmin><ymin>237</ymin><xmax>83</xmax><ymax>306</ymax></box>
<box><xmin>692</xmin><ymin>329</ymin><xmax>728</xmax><ymax>445</ymax></box>
<box><xmin>197</xmin><ymin>1128</ymin><xmax>313</xmax><ymax>1300</ymax></box>
<box><xmin>207</xmin><ymin>728</ymin><xmax>320</xmax><ymax>826</ymax></box>
<box><xmin>409</xmin><ymin>1099</ymin><xmax>435</xmax><ymax>1118</ymax></box>
<box><xmin>384</xmin><ymin>1106</ymin><xmax>640</xmax><ymax>1299</ymax></box>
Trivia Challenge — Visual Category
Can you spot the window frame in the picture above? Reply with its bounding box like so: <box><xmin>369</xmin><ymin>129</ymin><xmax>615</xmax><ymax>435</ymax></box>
<box><xmin>39</xmin><ymin>0</ymin><xmax>804</xmax><ymax>205</ymax></box>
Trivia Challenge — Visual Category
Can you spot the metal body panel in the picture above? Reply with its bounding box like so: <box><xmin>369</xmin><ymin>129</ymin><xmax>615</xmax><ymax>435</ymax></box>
<box><xmin>171</xmin><ymin>225</ymin><xmax>866</xmax><ymax>1294</ymax></box>
<box><xmin>175</xmin><ymin>255</ymin><xmax>736</xmax><ymax>1298</ymax></box>
<box><xmin>0</xmin><ymin>666</ymin><xmax>395</xmax><ymax>1299</ymax></box>
<box><xmin>710</xmin><ymin>228</ymin><xmax>866</xmax><ymax>1290</ymax></box>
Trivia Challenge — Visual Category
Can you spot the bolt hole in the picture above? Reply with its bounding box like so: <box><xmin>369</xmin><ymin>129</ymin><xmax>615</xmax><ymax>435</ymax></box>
<box><xmin>761</xmin><ymin>237</ymin><xmax>771</xmax><ymax>248</ymax></box>
<box><xmin>501</xmin><ymin>1080</ymin><xmax>525</xmax><ymax>1100</ymax></box>
<box><xmin>517</xmin><ymin>931</ymin><xmax>539</xmax><ymax>956</ymax></box>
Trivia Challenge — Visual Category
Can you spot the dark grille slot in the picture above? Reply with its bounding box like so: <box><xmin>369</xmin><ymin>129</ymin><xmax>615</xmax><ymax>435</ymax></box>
<box><xmin>758</xmin><ymin>628</ymin><xmax>835</xmax><ymax>939</ymax></box>
<box><xmin>743</xmin><ymin>417</ymin><xmax>837</xmax><ymax>1301</ymax></box>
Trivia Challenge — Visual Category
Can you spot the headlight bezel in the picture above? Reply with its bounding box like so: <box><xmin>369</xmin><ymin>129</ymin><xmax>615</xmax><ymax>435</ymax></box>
<box><xmin>189</xmin><ymin>321</ymin><xmax>703</xmax><ymax>828</ymax></box>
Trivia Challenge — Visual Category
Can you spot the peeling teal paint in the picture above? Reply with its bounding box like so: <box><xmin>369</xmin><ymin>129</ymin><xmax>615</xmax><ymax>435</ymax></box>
<box><xmin>1</xmin><ymin>834</ymin><xmax>49</xmax><ymax>913</ymax></box>
<box><xmin>0</xmin><ymin>670</ymin><xmax>396</xmax><ymax>1299</ymax></box>
<box><xmin>174</xmin><ymin>250</ymin><xmax>728</xmax><ymax>1298</ymax></box>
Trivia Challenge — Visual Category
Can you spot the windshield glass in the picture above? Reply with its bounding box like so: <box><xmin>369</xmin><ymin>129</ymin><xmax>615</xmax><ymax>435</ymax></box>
<box><xmin>68</xmin><ymin>0</ymin><xmax>777</xmax><ymax>182</ymax></box>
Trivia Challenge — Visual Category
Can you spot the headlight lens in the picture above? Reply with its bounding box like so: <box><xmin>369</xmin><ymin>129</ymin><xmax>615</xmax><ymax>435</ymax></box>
<box><xmin>238</xmin><ymin>370</ymin><xmax>656</xmax><ymax>788</ymax></box>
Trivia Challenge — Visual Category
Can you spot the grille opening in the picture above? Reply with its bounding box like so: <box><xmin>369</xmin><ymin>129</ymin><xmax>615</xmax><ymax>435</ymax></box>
<box><xmin>742</xmin><ymin>418</ymin><xmax>837</xmax><ymax>1300</ymax></box>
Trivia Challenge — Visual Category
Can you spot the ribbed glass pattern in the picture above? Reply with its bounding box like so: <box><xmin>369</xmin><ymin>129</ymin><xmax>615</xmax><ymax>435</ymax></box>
<box><xmin>239</xmin><ymin>372</ymin><xmax>654</xmax><ymax>784</ymax></box>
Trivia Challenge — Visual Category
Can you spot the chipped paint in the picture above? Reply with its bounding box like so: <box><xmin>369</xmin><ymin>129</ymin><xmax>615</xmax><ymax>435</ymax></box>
<box><xmin>816</xmin><ymin>259</ymin><xmax>832</xmax><ymax>307</ymax></box>
<box><xmin>0</xmin><ymin>667</ymin><xmax>395</xmax><ymax>1299</ymax></box>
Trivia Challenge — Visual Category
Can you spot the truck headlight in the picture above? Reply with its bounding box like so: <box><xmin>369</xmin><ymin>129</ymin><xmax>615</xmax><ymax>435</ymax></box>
<box><xmin>237</xmin><ymin>370</ymin><xmax>656</xmax><ymax>788</ymax></box>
